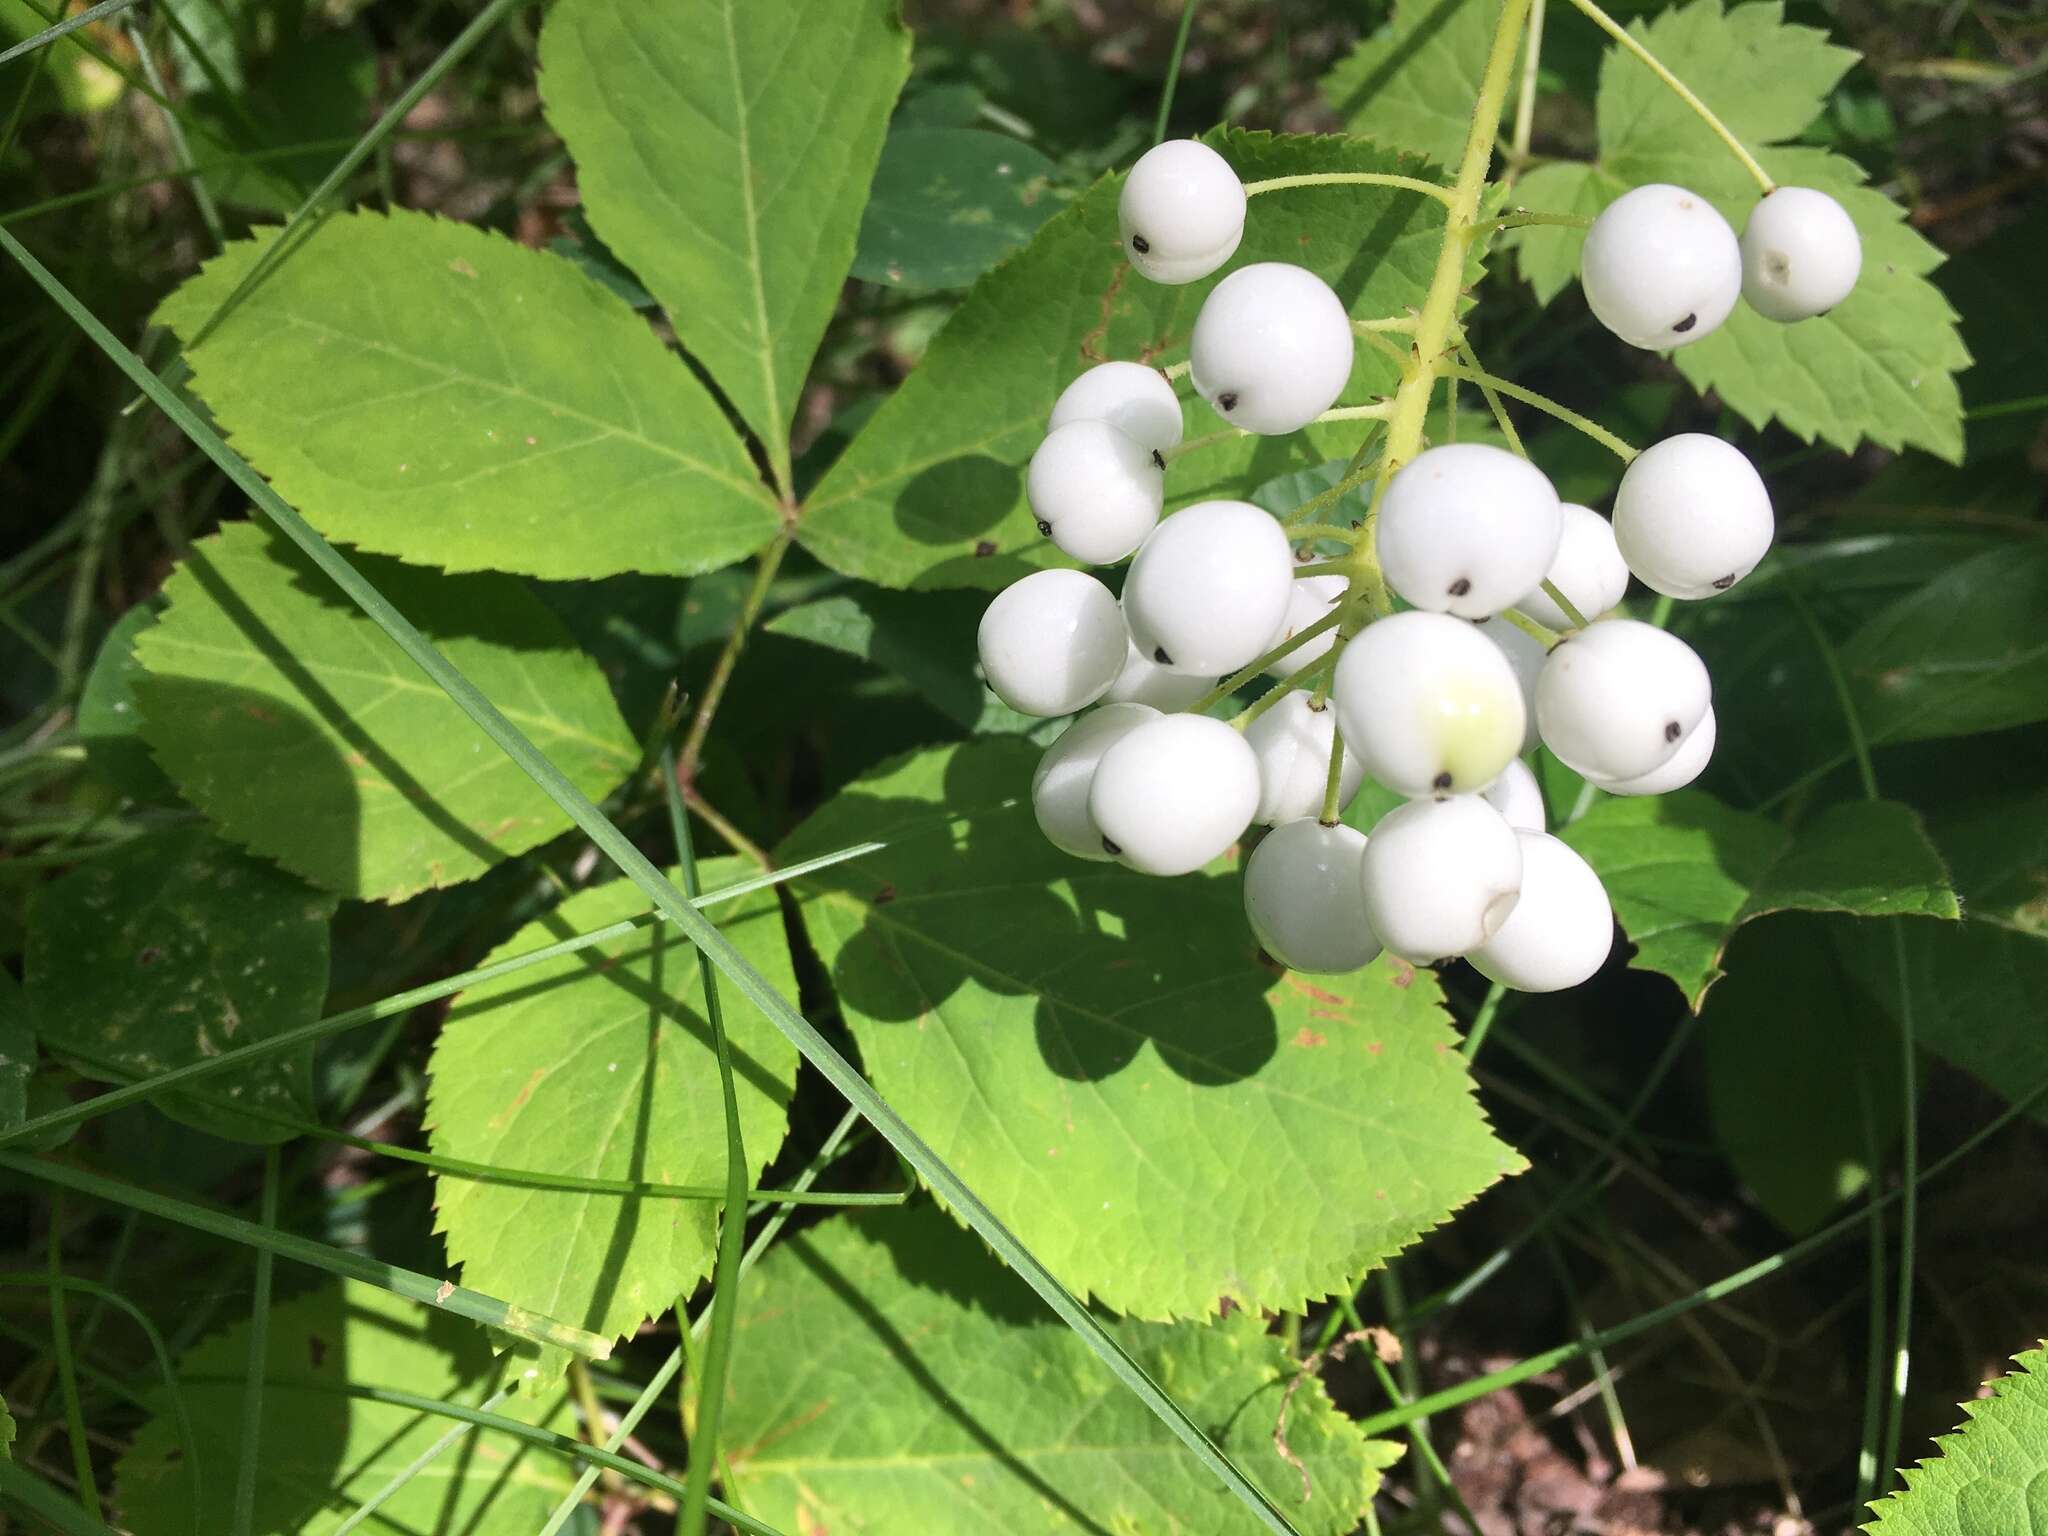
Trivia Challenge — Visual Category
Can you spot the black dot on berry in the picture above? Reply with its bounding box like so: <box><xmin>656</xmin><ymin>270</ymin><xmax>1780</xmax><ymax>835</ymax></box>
<box><xmin>1151</xmin><ymin>449</ymin><xmax>1165</xmax><ymax>471</ymax></box>
<box><xmin>1672</xmin><ymin>313</ymin><xmax>1698</xmax><ymax>334</ymax></box>
<box><xmin>1711</xmin><ymin>572</ymin><xmax>1736</xmax><ymax>590</ymax></box>
<box><xmin>1448</xmin><ymin>577</ymin><xmax>1472</xmax><ymax>598</ymax></box>
<box><xmin>1152</xmin><ymin>646</ymin><xmax>1173</xmax><ymax>665</ymax></box>
<box><xmin>1218</xmin><ymin>392</ymin><xmax>1238</xmax><ymax>412</ymax></box>
<box><xmin>1131</xmin><ymin>234</ymin><xmax>1151</xmax><ymax>255</ymax></box>
<box><xmin>1101</xmin><ymin>836</ymin><xmax>1122</xmax><ymax>856</ymax></box>
<box><xmin>1035</xmin><ymin>519</ymin><xmax>1051</xmax><ymax>537</ymax></box>
<box><xmin>1664</xmin><ymin>720</ymin><xmax>1683</xmax><ymax>742</ymax></box>
<box><xmin>1432</xmin><ymin>771</ymin><xmax>1453</xmax><ymax>792</ymax></box>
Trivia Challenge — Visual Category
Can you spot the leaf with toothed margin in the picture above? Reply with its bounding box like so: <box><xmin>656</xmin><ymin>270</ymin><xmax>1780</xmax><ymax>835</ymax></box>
<box><xmin>778</xmin><ymin>738</ymin><xmax>1524</xmax><ymax>1321</ymax></box>
<box><xmin>1862</xmin><ymin>1344</ymin><xmax>2048</xmax><ymax>1536</ymax></box>
<box><xmin>1321</xmin><ymin>0</ymin><xmax>1497</xmax><ymax>168</ymax></box>
<box><xmin>722</xmin><ymin>1204</ymin><xmax>1405</xmax><ymax>1534</ymax></box>
<box><xmin>798</xmin><ymin>127</ymin><xmax>1464</xmax><ymax>591</ymax></box>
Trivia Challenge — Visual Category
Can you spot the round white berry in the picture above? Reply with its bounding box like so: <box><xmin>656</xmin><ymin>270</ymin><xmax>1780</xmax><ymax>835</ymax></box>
<box><xmin>1244</xmin><ymin>691</ymin><xmax>1364</xmax><ymax>825</ymax></box>
<box><xmin>1482</xmin><ymin>756</ymin><xmax>1546</xmax><ymax>833</ymax></box>
<box><xmin>1188</xmin><ymin>263</ymin><xmax>1355</xmax><ymax>435</ymax></box>
<box><xmin>1359</xmin><ymin>795</ymin><xmax>1524</xmax><ymax>963</ymax></box>
<box><xmin>1118</xmin><ymin>139</ymin><xmax>1246</xmax><ymax>285</ymax></box>
<box><xmin>1048</xmin><ymin>361</ymin><xmax>1185</xmax><ymax>451</ymax></box>
<box><xmin>1122</xmin><ymin>500</ymin><xmax>1294</xmax><ymax>675</ymax></box>
<box><xmin>1591</xmin><ymin>703</ymin><xmax>1716</xmax><ymax>796</ymax></box>
<box><xmin>976</xmin><ymin>569</ymin><xmax>1127</xmax><ymax>717</ymax></box>
<box><xmin>1102</xmin><ymin>637</ymin><xmax>1213</xmax><ymax>711</ymax></box>
<box><xmin>1612</xmin><ymin>434</ymin><xmax>1773</xmax><ymax>599</ymax></box>
<box><xmin>1243</xmin><ymin>819</ymin><xmax>1381</xmax><ymax>974</ymax></box>
<box><xmin>1377</xmin><ymin>445</ymin><xmax>1564</xmax><ymax>619</ymax></box>
<box><xmin>1740</xmin><ymin>186</ymin><xmax>1861</xmax><ymax>323</ymax></box>
<box><xmin>1031</xmin><ymin>703</ymin><xmax>1161</xmax><ymax>860</ymax></box>
<box><xmin>1535</xmin><ymin>619</ymin><xmax>1711</xmax><ymax>781</ymax></box>
<box><xmin>1474</xmin><ymin>617</ymin><xmax>1548</xmax><ymax>756</ymax></box>
<box><xmin>1515</xmin><ymin>504</ymin><xmax>1630</xmax><ymax>630</ymax></box>
<box><xmin>1469</xmin><ymin>831</ymin><xmax>1613</xmax><ymax>992</ymax></box>
<box><xmin>1088</xmin><ymin>713</ymin><xmax>1260</xmax><ymax>875</ymax></box>
<box><xmin>1332</xmin><ymin>611</ymin><xmax>1527</xmax><ymax>798</ymax></box>
<box><xmin>1026</xmin><ymin>419</ymin><xmax>1164</xmax><ymax>565</ymax></box>
<box><xmin>1263</xmin><ymin>573</ymin><xmax>1348</xmax><ymax>681</ymax></box>
<box><xmin>1580</xmin><ymin>183</ymin><xmax>1742</xmax><ymax>349</ymax></box>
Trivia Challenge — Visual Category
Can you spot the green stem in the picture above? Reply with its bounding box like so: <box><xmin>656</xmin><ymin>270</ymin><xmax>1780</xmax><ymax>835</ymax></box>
<box><xmin>1230</xmin><ymin>656</ymin><xmax>1325</xmax><ymax>730</ymax></box>
<box><xmin>1451</xmin><ymin>338</ymin><xmax>1527</xmax><ymax>456</ymax></box>
<box><xmin>1159</xmin><ymin>425</ymin><xmax>1244</xmax><ymax>462</ymax></box>
<box><xmin>230</xmin><ymin>1147</ymin><xmax>280</xmax><ymax>1536</ymax></box>
<box><xmin>1537</xmin><ymin>578</ymin><xmax>1591</xmax><ymax>630</ymax></box>
<box><xmin>679</xmin><ymin>530</ymin><xmax>794</xmax><ymax>787</ymax></box>
<box><xmin>332</xmin><ymin>1385</ymin><xmax>514</xmax><ymax>1536</ymax></box>
<box><xmin>1152</xmin><ymin>0</ymin><xmax>1201</xmax><ymax>143</ymax></box>
<box><xmin>0</xmin><ymin>0</ymin><xmax>139</xmax><ymax>67</ymax></box>
<box><xmin>1510</xmin><ymin>0</ymin><xmax>1549</xmax><ymax>166</ymax></box>
<box><xmin>1469</xmin><ymin>210</ymin><xmax>1591</xmax><ymax>234</ymax></box>
<box><xmin>1318</xmin><ymin>708</ymin><xmax>1348</xmax><ymax>824</ymax></box>
<box><xmin>1459</xmin><ymin>983</ymin><xmax>1510</xmax><ymax>1059</ymax></box>
<box><xmin>1438</xmin><ymin>364</ymin><xmax>1637</xmax><ymax>460</ymax></box>
<box><xmin>1243</xmin><ymin>171</ymin><xmax>1456</xmax><ymax>208</ymax></box>
<box><xmin>46</xmin><ymin>1195</ymin><xmax>101</xmax><ymax>1521</ymax></box>
<box><xmin>1498</xmin><ymin>608</ymin><xmax>1558</xmax><ymax>646</ymax></box>
<box><xmin>1189</xmin><ymin>607</ymin><xmax>1343</xmax><ymax>715</ymax></box>
<box><xmin>1287</xmin><ymin>522</ymin><xmax>1360</xmax><ymax>545</ymax></box>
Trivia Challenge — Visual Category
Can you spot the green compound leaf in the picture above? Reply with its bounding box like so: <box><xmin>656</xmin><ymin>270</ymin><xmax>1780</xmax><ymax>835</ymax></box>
<box><xmin>25</xmin><ymin>826</ymin><xmax>334</xmax><ymax>1144</ymax></box>
<box><xmin>725</xmin><ymin>1204</ymin><xmax>1402</xmax><ymax>1534</ymax></box>
<box><xmin>1321</xmin><ymin>0</ymin><xmax>1495</xmax><ymax>168</ymax></box>
<box><xmin>539</xmin><ymin>0</ymin><xmax>911</xmax><ymax>487</ymax></box>
<box><xmin>426</xmin><ymin>861</ymin><xmax>799</xmax><ymax>1370</ymax></box>
<box><xmin>1864</xmin><ymin>1343</ymin><xmax>2048</xmax><ymax>1535</ymax></box>
<box><xmin>154</xmin><ymin>209</ymin><xmax>780</xmax><ymax>581</ymax></box>
<box><xmin>1563</xmin><ymin>791</ymin><xmax>1958</xmax><ymax>1009</ymax></box>
<box><xmin>780</xmin><ymin>739</ymin><xmax>1523</xmax><ymax>1321</ymax></box>
<box><xmin>854</xmin><ymin>126</ymin><xmax>1068</xmax><ymax>290</ymax></box>
<box><xmin>133</xmin><ymin>521</ymin><xmax>638</xmax><ymax>904</ymax></box>
<box><xmin>799</xmin><ymin>128</ymin><xmax>1458</xmax><ymax>591</ymax></box>
<box><xmin>1510</xmin><ymin>0</ymin><xmax>1966</xmax><ymax>461</ymax></box>
<box><xmin>115</xmin><ymin>1281</ymin><xmax>578</xmax><ymax>1535</ymax></box>
<box><xmin>1703</xmin><ymin>915</ymin><xmax>1903</xmax><ymax>1235</ymax></box>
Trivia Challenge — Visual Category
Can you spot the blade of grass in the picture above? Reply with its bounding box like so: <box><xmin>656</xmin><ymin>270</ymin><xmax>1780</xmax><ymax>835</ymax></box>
<box><xmin>0</xmin><ymin>1460</ymin><xmax>119</xmax><ymax>1535</ymax></box>
<box><xmin>45</xmin><ymin>1194</ymin><xmax>102</xmax><ymax>1520</ymax></box>
<box><xmin>0</xmin><ymin>1152</ymin><xmax>613</xmax><ymax>1360</ymax></box>
<box><xmin>1152</xmin><ymin>0</ymin><xmax>1201</xmax><ymax>142</ymax></box>
<box><xmin>669</xmin><ymin>747</ymin><xmax>746</xmax><ymax>1536</ymax></box>
<box><xmin>229</xmin><ymin>1145</ymin><xmax>279</xmax><ymax>1536</ymax></box>
<box><xmin>0</xmin><ymin>842</ymin><xmax>883</xmax><ymax>1152</ymax></box>
<box><xmin>0</xmin><ymin>0</ymin><xmax>140</xmax><ymax>67</ymax></box>
<box><xmin>0</xmin><ymin>229</ymin><xmax>1306</xmax><ymax>1536</ymax></box>
<box><xmin>125</xmin><ymin>16</ymin><xmax>225</xmax><ymax>250</ymax></box>
<box><xmin>330</xmin><ymin>1384</ymin><xmax>515</xmax><ymax>1536</ymax></box>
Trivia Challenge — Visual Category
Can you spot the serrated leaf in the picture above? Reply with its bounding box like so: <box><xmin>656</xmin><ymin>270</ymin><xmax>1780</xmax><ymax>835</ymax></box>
<box><xmin>1321</xmin><ymin>0</ymin><xmax>1493</xmax><ymax>167</ymax></box>
<box><xmin>1841</xmin><ymin>542</ymin><xmax>2048</xmax><ymax>745</ymax></box>
<box><xmin>1509</xmin><ymin>0</ymin><xmax>1966</xmax><ymax>460</ymax></box>
<box><xmin>539</xmin><ymin>0</ymin><xmax>910</xmax><ymax>486</ymax></box>
<box><xmin>1563</xmin><ymin>790</ymin><xmax>1957</xmax><ymax>1008</ymax></box>
<box><xmin>854</xmin><ymin>126</ymin><xmax>1068</xmax><ymax>290</ymax></box>
<box><xmin>426</xmin><ymin>861</ymin><xmax>800</xmax><ymax>1368</ymax></box>
<box><xmin>725</xmin><ymin>1204</ymin><xmax>1402</xmax><ymax>1534</ymax></box>
<box><xmin>780</xmin><ymin>739</ymin><xmax>1523</xmax><ymax>1320</ymax></box>
<box><xmin>799</xmin><ymin>128</ymin><xmax>1458</xmax><ymax>591</ymax></box>
<box><xmin>1704</xmin><ymin>915</ymin><xmax>1903</xmax><ymax>1234</ymax></box>
<box><xmin>133</xmin><ymin>521</ymin><xmax>637</xmax><ymax>903</ymax></box>
<box><xmin>115</xmin><ymin>1281</ymin><xmax>577</xmax><ymax>1534</ymax></box>
<box><xmin>154</xmin><ymin>209</ymin><xmax>780</xmax><ymax>580</ymax></box>
<box><xmin>25</xmin><ymin>826</ymin><xmax>333</xmax><ymax>1143</ymax></box>
<box><xmin>77</xmin><ymin>599</ymin><xmax>176</xmax><ymax>802</ymax></box>
<box><xmin>1863</xmin><ymin>1343</ymin><xmax>2048</xmax><ymax>1535</ymax></box>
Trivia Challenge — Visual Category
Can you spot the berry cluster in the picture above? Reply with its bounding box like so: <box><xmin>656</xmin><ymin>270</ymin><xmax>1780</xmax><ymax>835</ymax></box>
<box><xmin>976</xmin><ymin>139</ymin><xmax>1860</xmax><ymax>990</ymax></box>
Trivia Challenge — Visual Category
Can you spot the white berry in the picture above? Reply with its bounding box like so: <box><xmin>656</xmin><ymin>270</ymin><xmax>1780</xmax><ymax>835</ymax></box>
<box><xmin>1118</xmin><ymin>139</ymin><xmax>1246</xmax><ymax>285</ymax></box>
<box><xmin>1244</xmin><ymin>691</ymin><xmax>1364</xmax><ymax>825</ymax></box>
<box><xmin>1482</xmin><ymin>756</ymin><xmax>1546</xmax><ymax>832</ymax></box>
<box><xmin>1359</xmin><ymin>796</ymin><xmax>1524</xmax><ymax>963</ymax></box>
<box><xmin>1031</xmin><ymin>704</ymin><xmax>1161</xmax><ymax>860</ymax></box>
<box><xmin>1048</xmin><ymin>361</ymin><xmax>1185</xmax><ymax>451</ymax></box>
<box><xmin>1612</xmin><ymin>434</ymin><xmax>1773</xmax><ymax>599</ymax></box>
<box><xmin>1580</xmin><ymin>184</ymin><xmax>1742</xmax><ymax>350</ymax></box>
<box><xmin>1592</xmin><ymin>704</ymin><xmax>1716</xmax><ymax>796</ymax></box>
<box><xmin>1122</xmin><ymin>500</ymin><xmax>1294</xmax><ymax>675</ymax></box>
<box><xmin>1741</xmin><ymin>186</ymin><xmax>1861</xmax><ymax>323</ymax></box>
<box><xmin>1244</xmin><ymin>819</ymin><xmax>1381</xmax><ymax>974</ymax></box>
<box><xmin>1188</xmin><ymin>263</ymin><xmax>1355</xmax><ymax>435</ymax></box>
<box><xmin>1332</xmin><ymin>611</ymin><xmax>1527</xmax><ymax>798</ymax></box>
<box><xmin>1102</xmin><ymin>637</ymin><xmax>1213</xmax><ymax>711</ymax></box>
<box><xmin>1263</xmin><ymin>573</ymin><xmax>1347</xmax><ymax>681</ymax></box>
<box><xmin>1089</xmin><ymin>713</ymin><xmax>1260</xmax><ymax>875</ymax></box>
<box><xmin>1474</xmin><ymin>618</ymin><xmax>1547</xmax><ymax>756</ymax></box>
<box><xmin>1377</xmin><ymin>445</ymin><xmax>1564</xmax><ymax>619</ymax></box>
<box><xmin>1027</xmin><ymin>419</ymin><xmax>1164</xmax><ymax>565</ymax></box>
<box><xmin>977</xmin><ymin>569</ymin><xmax>1127</xmax><ymax>717</ymax></box>
<box><xmin>1535</xmin><ymin>619</ymin><xmax>1711</xmax><ymax>781</ymax></box>
<box><xmin>1515</xmin><ymin>504</ymin><xmax>1630</xmax><ymax>629</ymax></box>
<box><xmin>1469</xmin><ymin>831</ymin><xmax>1613</xmax><ymax>992</ymax></box>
